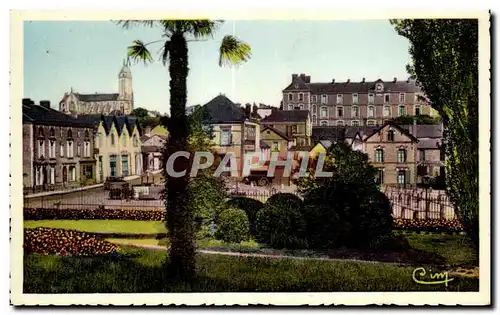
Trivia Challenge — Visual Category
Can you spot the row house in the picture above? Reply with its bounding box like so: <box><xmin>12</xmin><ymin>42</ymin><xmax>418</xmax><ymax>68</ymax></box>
<box><xmin>282</xmin><ymin>73</ymin><xmax>438</xmax><ymax>127</ymax></box>
<box><xmin>79</xmin><ymin>114</ymin><xmax>143</xmax><ymax>182</ymax></box>
<box><xmin>22</xmin><ymin>98</ymin><xmax>96</xmax><ymax>192</ymax></box>
<box><xmin>201</xmin><ymin>94</ymin><xmax>261</xmax><ymax>178</ymax></box>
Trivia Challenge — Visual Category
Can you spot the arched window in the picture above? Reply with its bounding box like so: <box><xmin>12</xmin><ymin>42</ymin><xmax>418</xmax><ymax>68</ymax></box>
<box><xmin>388</xmin><ymin>130</ymin><xmax>395</xmax><ymax>142</ymax></box>
<box><xmin>67</xmin><ymin>129</ymin><xmax>73</xmax><ymax>139</ymax></box>
<box><xmin>111</xmin><ymin>133</ymin><xmax>115</xmax><ymax>146</ymax></box>
<box><xmin>49</xmin><ymin>127</ymin><xmax>55</xmax><ymax>137</ymax></box>
<box><xmin>320</xmin><ymin>121</ymin><xmax>328</xmax><ymax>127</ymax></box>
<box><xmin>311</xmin><ymin>104</ymin><xmax>317</xmax><ymax>113</ymax></box>
<box><xmin>38</xmin><ymin>127</ymin><xmax>44</xmax><ymax>137</ymax></box>
<box><xmin>84</xmin><ymin>130</ymin><xmax>90</xmax><ymax>138</ymax></box>
<box><xmin>352</xmin><ymin>106</ymin><xmax>359</xmax><ymax>118</ymax></box>
<box><xmin>320</xmin><ymin>106</ymin><xmax>328</xmax><ymax>118</ymax></box>
<box><xmin>337</xmin><ymin>120</ymin><xmax>344</xmax><ymax>127</ymax></box>
<box><xmin>368</xmin><ymin>106</ymin><xmax>375</xmax><ymax>118</ymax></box>
<box><xmin>288</xmin><ymin>104</ymin><xmax>294</xmax><ymax>110</ymax></box>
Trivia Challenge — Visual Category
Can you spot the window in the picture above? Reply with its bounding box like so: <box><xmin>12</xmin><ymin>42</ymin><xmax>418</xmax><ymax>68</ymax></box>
<box><xmin>133</xmin><ymin>135</ymin><xmax>138</xmax><ymax>147</ymax></box>
<box><xmin>288</xmin><ymin>93</ymin><xmax>293</xmax><ymax>101</ymax></box>
<box><xmin>60</xmin><ymin>142</ymin><xmax>64</xmax><ymax>157</ymax></box>
<box><xmin>77</xmin><ymin>143</ymin><xmax>81</xmax><ymax>156</ymax></box>
<box><xmin>38</xmin><ymin>140</ymin><xmax>45</xmax><ymax>158</ymax></box>
<box><xmin>70</xmin><ymin>166</ymin><xmax>76</xmax><ymax>182</ymax></box>
<box><xmin>109</xmin><ymin>155</ymin><xmax>117</xmax><ymax>177</ymax></box>
<box><xmin>320</xmin><ymin>106</ymin><xmax>328</xmax><ymax>118</ymax></box>
<box><xmin>121</xmin><ymin>134</ymin><xmax>127</xmax><ymax>146</ymax></box>
<box><xmin>83</xmin><ymin>165</ymin><xmax>93</xmax><ymax>180</ymax></box>
<box><xmin>298</xmin><ymin>93</ymin><xmax>304</xmax><ymax>101</ymax></box>
<box><xmin>111</xmin><ymin>133</ymin><xmax>115</xmax><ymax>146</ymax></box>
<box><xmin>49</xmin><ymin>140</ymin><xmax>56</xmax><ymax>158</ymax></box>
<box><xmin>399</xmin><ymin>93</ymin><xmax>405</xmax><ymax>103</ymax></box>
<box><xmin>336</xmin><ymin>106</ymin><xmax>343</xmax><ymax>118</ymax></box>
<box><xmin>99</xmin><ymin>133</ymin><xmax>104</xmax><ymax>148</ymax></box>
<box><xmin>288</xmin><ymin>104</ymin><xmax>294</xmax><ymax>110</ymax></box>
<box><xmin>122</xmin><ymin>154</ymin><xmax>129</xmax><ymax>176</ymax></box>
<box><xmin>49</xmin><ymin>166</ymin><xmax>55</xmax><ymax>185</ymax></box>
<box><xmin>352</xmin><ymin>93</ymin><xmax>358</xmax><ymax>105</ymax></box>
<box><xmin>272</xmin><ymin>141</ymin><xmax>279</xmax><ymax>151</ymax></box>
<box><xmin>368</xmin><ymin>106</ymin><xmax>375</xmax><ymax>118</ymax></box>
<box><xmin>298</xmin><ymin>104</ymin><xmax>304</xmax><ymax>110</ymax></box>
<box><xmin>312</xmin><ymin>95</ymin><xmax>317</xmax><ymax>102</ymax></box>
<box><xmin>397</xmin><ymin>149</ymin><xmax>407</xmax><ymax>163</ymax></box>
<box><xmin>220</xmin><ymin>129</ymin><xmax>231</xmax><ymax>146</ymax></box>
<box><xmin>419</xmin><ymin>149</ymin><xmax>426</xmax><ymax>161</ymax></box>
<box><xmin>321</xmin><ymin>94</ymin><xmax>328</xmax><ymax>104</ymax></box>
<box><xmin>352</xmin><ymin>106</ymin><xmax>359</xmax><ymax>118</ymax></box>
<box><xmin>387</xmin><ymin>130</ymin><xmax>395</xmax><ymax>142</ymax></box>
<box><xmin>67</xmin><ymin>140</ymin><xmax>74</xmax><ymax>158</ymax></box>
<box><xmin>384</xmin><ymin>105</ymin><xmax>391</xmax><ymax>117</ymax></box>
<box><xmin>375</xmin><ymin>149</ymin><xmax>384</xmax><ymax>162</ymax></box>
<box><xmin>337</xmin><ymin>120</ymin><xmax>344</xmax><ymax>126</ymax></box>
<box><xmin>336</xmin><ymin>94</ymin><xmax>343</xmax><ymax>105</ymax></box>
<box><xmin>375</xmin><ymin>168</ymin><xmax>384</xmax><ymax>184</ymax></box>
<box><xmin>352</xmin><ymin>120</ymin><xmax>360</xmax><ymax>127</ymax></box>
<box><xmin>398</xmin><ymin>105</ymin><xmax>406</xmax><ymax>116</ymax></box>
<box><xmin>311</xmin><ymin>104</ymin><xmax>317</xmax><ymax>113</ymax></box>
<box><xmin>367</xmin><ymin>120</ymin><xmax>376</xmax><ymax>126</ymax></box>
<box><xmin>77</xmin><ymin>131</ymin><xmax>80</xmax><ymax>138</ymax></box>
<box><xmin>67</xmin><ymin>129</ymin><xmax>73</xmax><ymax>139</ymax></box>
<box><xmin>415</xmin><ymin>105</ymin><xmax>421</xmax><ymax>116</ymax></box>
<box><xmin>49</xmin><ymin>128</ymin><xmax>55</xmax><ymax>138</ymax></box>
<box><xmin>312</xmin><ymin>115</ymin><xmax>317</xmax><ymax>125</ymax></box>
<box><xmin>320</xmin><ymin>121</ymin><xmax>328</xmax><ymax>127</ymax></box>
<box><xmin>397</xmin><ymin>170</ymin><xmax>406</xmax><ymax>187</ymax></box>
<box><xmin>84</xmin><ymin>141</ymin><xmax>90</xmax><ymax>157</ymax></box>
<box><xmin>38</xmin><ymin>127</ymin><xmax>44</xmax><ymax>138</ymax></box>
<box><xmin>384</xmin><ymin>94</ymin><xmax>390</xmax><ymax>103</ymax></box>
<box><xmin>368</xmin><ymin>93</ymin><xmax>375</xmax><ymax>104</ymax></box>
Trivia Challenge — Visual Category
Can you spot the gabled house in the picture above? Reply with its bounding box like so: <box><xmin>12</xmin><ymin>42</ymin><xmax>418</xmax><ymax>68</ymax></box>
<box><xmin>260</xmin><ymin>110</ymin><xmax>312</xmax><ymax>146</ymax></box>
<box><xmin>22</xmin><ymin>98</ymin><xmax>96</xmax><ymax>192</ymax></box>
<box><xmin>201</xmin><ymin>94</ymin><xmax>260</xmax><ymax>178</ymax></box>
<box><xmin>260</xmin><ymin>126</ymin><xmax>293</xmax><ymax>161</ymax></box>
<box><xmin>141</xmin><ymin>133</ymin><xmax>167</xmax><ymax>172</ymax></box>
<box><xmin>81</xmin><ymin>114</ymin><xmax>142</xmax><ymax>181</ymax></box>
<box><xmin>363</xmin><ymin>121</ymin><xmax>419</xmax><ymax>187</ymax></box>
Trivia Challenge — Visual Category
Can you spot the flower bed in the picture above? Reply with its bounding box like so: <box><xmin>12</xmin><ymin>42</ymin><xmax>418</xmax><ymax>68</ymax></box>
<box><xmin>24</xmin><ymin>207</ymin><xmax>164</xmax><ymax>221</ymax></box>
<box><xmin>24</xmin><ymin>227</ymin><xmax>118</xmax><ymax>256</ymax></box>
<box><xmin>393</xmin><ymin>218</ymin><xmax>463</xmax><ymax>232</ymax></box>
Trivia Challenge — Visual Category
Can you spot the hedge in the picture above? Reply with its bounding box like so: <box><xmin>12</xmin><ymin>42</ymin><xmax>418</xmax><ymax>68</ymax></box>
<box><xmin>392</xmin><ymin>218</ymin><xmax>463</xmax><ymax>232</ymax></box>
<box><xmin>24</xmin><ymin>227</ymin><xmax>118</xmax><ymax>256</ymax></box>
<box><xmin>24</xmin><ymin>207</ymin><xmax>164</xmax><ymax>221</ymax></box>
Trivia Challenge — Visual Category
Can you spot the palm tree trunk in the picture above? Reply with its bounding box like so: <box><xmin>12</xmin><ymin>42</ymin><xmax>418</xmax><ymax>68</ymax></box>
<box><xmin>164</xmin><ymin>32</ymin><xmax>196</xmax><ymax>280</ymax></box>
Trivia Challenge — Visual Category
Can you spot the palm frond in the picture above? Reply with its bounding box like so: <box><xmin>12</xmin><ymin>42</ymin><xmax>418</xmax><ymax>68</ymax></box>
<box><xmin>127</xmin><ymin>40</ymin><xmax>153</xmax><ymax>65</ymax></box>
<box><xmin>116</xmin><ymin>20</ymin><xmax>160</xmax><ymax>29</ymax></box>
<box><xmin>190</xmin><ymin>20</ymin><xmax>223</xmax><ymax>38</ymax></box>
<box><xmin>218</xmin><ymin>35</ymin><xmax>252</xmax><ymax>67</ymax></box>
<box><xmin>159</xmin><ymin>40</ymin><xmax>171</xmax><ymax>66</ymax></box>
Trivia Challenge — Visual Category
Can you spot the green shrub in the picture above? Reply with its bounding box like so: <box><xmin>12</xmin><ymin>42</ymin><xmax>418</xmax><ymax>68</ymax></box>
<box><xmin>215</xmin><ymin>208</ymin><xmax>250</xmax><ymax>243</ymax></box>
<box><xmin>188</xmin><ymin>175</ymin><xmax>227</xmax><ymax>226</ymax></box>
<box><xmin>393</xmin><ymin>218</ymin><xmax>463</xmax><ymax>232</ymax></box>
<box><xmin>226</xmin><ymin>197</ymin><xmax>264</xmax><ymax>236</ymax></box>
<box><xmin>303</xmin><ymin>183</ymin><xmax>393</xmax><ymax>249</ymax></box>
<box><xmin>256</xmin><ymin>193</ymin><xmax>307</xmax><ymax>249</ymax></box>
<box><xmin>24</xmin><ymin>227</ymin><xmax>118</xmax><ymax>256</ymax></box>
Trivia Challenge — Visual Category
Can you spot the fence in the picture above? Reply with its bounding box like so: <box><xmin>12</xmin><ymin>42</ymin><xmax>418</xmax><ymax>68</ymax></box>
<box><xmin>23</xmin><ymin>184</ymin><xmax>456</xmax><ymax>220</ymax></box>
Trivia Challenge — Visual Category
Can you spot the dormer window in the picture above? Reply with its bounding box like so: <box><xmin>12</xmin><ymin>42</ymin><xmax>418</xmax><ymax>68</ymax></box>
<box><xmin>336</xmin><ymin>94</ymin><xmax>343</xmax><ymax>105</ymax></box>
<box><xmin>399</xmin><ymin>93</ymin><xmax>405</xmax><ymax>103</ymax></box>
<box><xmin>388</xmin><ymin>130</ymin><xmax>395</xmax><ymax>142</ymax></box>
<box><xmin>294</xmin><ymin>83</ymin><xmax>299</xmax><ymax>89</ymax></box>
<box><xmin>376</xmin><ymin>83</ymin><xmax>384</xmax><ymax>93</ymax></box>
<box><xmin>352</xmin><ymin>93</ymin><xmax>358</xmax><ymax>105</ymax></box>
<box><xmin>321</xmin><ymin>94</ymin><xmax>328</xmax><ymax>104</ymax></box>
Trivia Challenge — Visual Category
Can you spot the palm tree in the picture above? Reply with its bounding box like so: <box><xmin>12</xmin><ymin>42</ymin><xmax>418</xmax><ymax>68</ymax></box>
<box><xmin>118</xmin><ymin>20</ymin><xmax>251</xmax><ymax>281</ymax></box>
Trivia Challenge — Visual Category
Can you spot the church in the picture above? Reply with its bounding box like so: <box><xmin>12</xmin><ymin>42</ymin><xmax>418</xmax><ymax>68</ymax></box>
<box><xmin>59</xmin><ymin>61</ymin><xmax>134</xmax><ymax>115</ymax></box>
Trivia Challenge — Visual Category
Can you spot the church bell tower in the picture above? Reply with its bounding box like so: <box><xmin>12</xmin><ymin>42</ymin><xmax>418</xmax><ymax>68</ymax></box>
<box><xmin>118</xmin><ymin>59</ymin><xmax>133</xmax><ymax>102</ymax></box>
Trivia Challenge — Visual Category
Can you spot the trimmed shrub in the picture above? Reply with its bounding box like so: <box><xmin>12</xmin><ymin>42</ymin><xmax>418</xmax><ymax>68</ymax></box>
<box><xmin>303</xmin><ymin>183</ymin><xmax>393</xmax><ymax>249</ymax></box>
<box><xmin>24</xmin><ymin>227</ymin><xmax>118</xmax><ymax>256</ymax></box>
<box><xmin>256</xmin><ymin>193</ymin><xmax>307</xmax><ymax>249</ymax></box>
<box><xmin>188</xmin><ymin>175</ymin><xmax>227</xmax><ymax>226</ymax></box>
<box><xmin>226</xmin><ymin>197</ymin><xmax>264</xmax><ymax>236</ymax></box>
<box><xmin>393</xmin><ymin>218</ymin><xmax>463</xmax><ymax>232</ymax></box>
<box><xmin>23</xmin><ymin>207</ymin><xmax>165</xmax><ymax>221</ymax></box>
<box><xmin>215</xmin><ymin>208</ymin><xmax>250</xmax><ymax>243</ymax></box>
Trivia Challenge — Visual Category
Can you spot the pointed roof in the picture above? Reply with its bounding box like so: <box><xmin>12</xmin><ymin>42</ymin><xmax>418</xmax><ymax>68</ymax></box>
<box><xmin>202</xmin><ymin>94</ymin><xmax>248</xmax><ymax>124</ymax></box>
<box><xmin>260</xmin><ymin>110</ymin><xmax>310</xmax><ymax>123</ymax></box>
<box><xmin>261</xmin><ymin>126</ymin><xmax>291</xmax><ymax>140</ymax></box>
<box><xmin>363</xmin><ymin>121</ymin><xmax>419</xmax><ymax>143</ymax></box>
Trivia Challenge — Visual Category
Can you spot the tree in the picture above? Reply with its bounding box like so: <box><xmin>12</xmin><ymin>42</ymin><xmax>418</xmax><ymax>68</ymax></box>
<box><xmin>119</xmin><ymin>20</ymin><xmax>251</xmax><ymax>281</ymax></box>
<box><xmin>131</xmin><ymin>107</ymin><xmax>149</xmax><ymax>118</ymax></box>
<box><xmin>391</xmin><ymin>19</ymin><xmax>479</xmax><ymax>249</ymax></box>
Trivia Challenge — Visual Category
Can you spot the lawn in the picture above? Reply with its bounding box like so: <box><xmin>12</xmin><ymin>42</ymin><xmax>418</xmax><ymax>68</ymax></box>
<box><xmin>24</xmin><ymin>245</ymin><xmax>479</xmax><ymax>293</ymax></box>
<box><xmin>24</xmin><ymin>220</ymin><xmax>166</xmax><ymax>235</ymax></box>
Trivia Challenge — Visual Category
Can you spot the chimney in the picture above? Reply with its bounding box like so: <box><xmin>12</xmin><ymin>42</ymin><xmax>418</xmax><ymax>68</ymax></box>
<box><xmin>22</xmin><ymin>98</ymin><xmax>32</xmax><ymax>106</ymax></box>
<box><xmin>245</xmin><ymin>104</ymin><xmax>251</xmax><ymax>118</ymax></box>
<box><xmin>292</xmin><ymin>74</ymin><xmax>298</xmax><ymax>81</ymax></box>
<box><xmin>393</xmin><ymin>77</ymin><xmax>397</xmax><ymax>83</ymax></box>
<box><xmin>362</xmin><ymin>77</ymin><xmax>366</xmax><ymax>83</ymax></box>
<box><xmin>300</xmin><ymin>73</ymin><xmax>306</xmax><ymax>80</ymax></box>
<box><xmin>331</xmin><ymin>78</ymin><xmax>335</xmax><ymax>84</ymax></box>
<box><xmin>346</xmin><ymin>79</ymin><xmax>350</xmax><ymax>84</ymax></box>
<box><xmin>412</xmin><ymin>117</ymin><xmax>417</xmax><ymax>137</ymax></box>
<box><xmin>144</xmin><ymin>126</ymin><xmax>152</xmax><ymax>135</ymax></box>
<box><xmin>252</xmin><ymin>104</ymin><xmax>258</xmax><ymax>114</ymax></box>
<box><xmin>305</xmin><ymin>76</ymin><xmax>311</xmax><ymax>83</ymax></box>
<box><xmin>40</xmin><ymin>100</ymin><xmax>51</xmax><ymax>108</ymax></box>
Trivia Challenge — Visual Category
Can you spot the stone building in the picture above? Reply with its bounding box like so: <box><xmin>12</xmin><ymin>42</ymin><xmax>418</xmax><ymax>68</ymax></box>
<box><xmin>260</xmin><ymin>110</ymin><xmax>312</xmax><ymax>146</ymax></box>
<box><xmin>282</xmin><ymin>73</ymin><xmax>438</xmax><ymax>127</ymax></box>
<box><xmin>58</xmin><ymin>61</ymin><xmax>134</xmax><ymax>115</ymax></box>
<box><xmin>22</xmin><ymin>98</ymin><xmax>96</xmax><ymax>192</ymax></box>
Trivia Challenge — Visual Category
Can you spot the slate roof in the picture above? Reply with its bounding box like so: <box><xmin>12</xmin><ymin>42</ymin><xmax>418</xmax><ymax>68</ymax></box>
<box><xmin>201</xmin><ymin>94</ymin><xmax>248</xmax><ymax>124</ymax></box>
<box><xmin>259</xmin><ymin>140</ymin><xmax>270</xmax><ymax>149</ymax></box>
<box><xmin>417</xmin><ymin>139</ymin><xmax>442</xmax><ymax>149</ymax></box>
<box><xmin>364</xmin><ymin>121</ymin><xmax>419</xmax><ymax>143</ymax></box>
<box><xmin>401</xmin><ymin>124</ymin><xmax>443</xmax><ymax>138</ymax></box>
<box><xmin>311</xmin><ymin>126</ymin><xmax>346</xmax><ymax>142</ymax></box>
<box><xmin>260</xmin><ymin>110</ymin><xmax>309</xmax><ymax>123</ymax></box>
<box><xmin>283</xmin><ymin>75</ymin><xmax>422</xmax><ymax>94</ymax></box>
<box><xmin>75</xmin><ymin>93</ymin><xmax>120</xmax><ymax>102</ymax></box>
<box><xmin>22</xmin><ymin>102</ymin><xmax>93</xmax><ymax>128</ymax></box>
<box><xmin>344</xmin><ymin>126</ymin><xmax>379</xmax><ymax>138</ymax></box>
<box><xmin>77</xmin><ymin>114</ymin><xmax>138</xmax><ymax>136</ymax></box>
<box><xmin>261</xmin><ymin>126</ymin><xmax>291</xmax><ymax>141</ymax></box>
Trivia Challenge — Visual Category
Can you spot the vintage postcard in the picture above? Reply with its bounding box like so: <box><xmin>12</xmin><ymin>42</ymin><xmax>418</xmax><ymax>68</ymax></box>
<box><xmin>10</xmin><ymin>9</ymin><xmax>491</xmax><ymax>306</ymax></box>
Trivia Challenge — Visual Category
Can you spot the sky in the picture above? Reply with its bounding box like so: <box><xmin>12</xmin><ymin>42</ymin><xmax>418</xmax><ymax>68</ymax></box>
<box><xmin>23</xmin><ymin>20</ymin><xmax>412</xmax><ymax>114</ymax></box>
